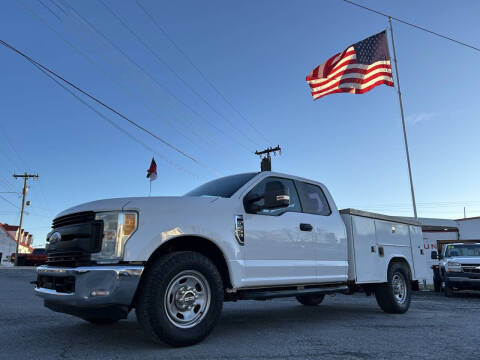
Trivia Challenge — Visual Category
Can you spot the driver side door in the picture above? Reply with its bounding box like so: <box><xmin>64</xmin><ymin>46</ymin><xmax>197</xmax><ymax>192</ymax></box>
<box><xmin>242</xmin><ymin>177</ymin><xmax>317</xmax><ymax>287</ymax></box>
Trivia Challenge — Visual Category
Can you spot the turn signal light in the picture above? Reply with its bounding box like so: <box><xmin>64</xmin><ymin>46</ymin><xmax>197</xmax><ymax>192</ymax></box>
<box><xmin>124</xmin><ymin>213</ymin><xmax>136</xmax><ymax>235</ymax></box>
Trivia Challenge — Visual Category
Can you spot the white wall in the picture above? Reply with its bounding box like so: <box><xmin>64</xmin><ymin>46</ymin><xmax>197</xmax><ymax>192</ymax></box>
<box><xmin>457</xmin><ymin>218</ymin><xmax>480</xmax><ymax>241</ymax></box>
<box><xmin>422</xmin><ymin>230</ymin><xmax>458</xmax><ymax>267</ymax></box>
<box><xmin>0</xmin><ymin>228</ymin><xmax>16</xmax><ymax>264</ymax></box>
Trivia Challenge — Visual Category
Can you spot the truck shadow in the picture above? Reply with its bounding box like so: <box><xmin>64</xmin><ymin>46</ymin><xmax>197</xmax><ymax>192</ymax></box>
<box><xmin>418</xmin><ymin>290</ymin><xmax>480</xmax><ymax>300</ymax></box>
<box><xmin>49</xmin><ymin>301</ymin><xmax>383</xmax><ymax>351</ymax></box>
<box><xmin>449</xmin><ymin>291</ymin><xmax>480</xmax><ymax>299</ymax></box>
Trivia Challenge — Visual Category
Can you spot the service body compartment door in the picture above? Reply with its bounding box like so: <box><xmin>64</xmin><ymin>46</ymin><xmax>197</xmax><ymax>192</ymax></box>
<box><xmin>409</xmin><ymin>225</ymin><xmax>429</xmax><ymax>281</ymax></box>
<box><xmin>375</xmin><ymin>220</ymin><xmax>411</xmax><ymax>247</ymax></box>
<box><xmin>350</xmin><ymin>216</ymin><xmax>382</xmax><ymax>283</ymax></box>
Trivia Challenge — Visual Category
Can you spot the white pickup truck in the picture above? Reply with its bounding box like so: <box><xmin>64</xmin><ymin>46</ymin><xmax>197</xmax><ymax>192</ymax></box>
<box><xmin>431</xmin><ymin>243</ymin><xmax>480</xmax><ymax>297</ymax></box>
<box><xmin>35</xmin><ymin>171</ymin><xmax>429</xmax><ymax>346</ymax></box>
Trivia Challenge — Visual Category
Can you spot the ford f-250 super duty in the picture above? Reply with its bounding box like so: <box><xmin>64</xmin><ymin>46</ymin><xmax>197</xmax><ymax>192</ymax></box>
<box><xmin>34</xmin><ymin>171</ymin><xmax>429</xmax><ymax>346</ymax></box>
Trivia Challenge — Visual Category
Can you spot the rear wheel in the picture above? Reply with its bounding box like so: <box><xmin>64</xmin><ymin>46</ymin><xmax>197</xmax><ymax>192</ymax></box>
<box><xmin>375</xmin><ymin>262</ymin><xmax>411</xmax><ymax>314</ymax></box>
<box><xmin>296</xmin><ymin>294</ymin><xmax>325</xmax><ymax>306</ymax></box>
<box><xmin>135</xmin><ymin>251</ymin><xmax>224</xmax><ymax>347</ymax></box>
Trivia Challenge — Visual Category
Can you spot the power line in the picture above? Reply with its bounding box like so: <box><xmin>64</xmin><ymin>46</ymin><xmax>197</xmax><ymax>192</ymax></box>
<box><xmin>49</xmin><ymin>0</ymin><xmax>67</xmax><ymax>16</ymax></box>
<box><xmin>52</xmin><ymin>0</ymin><xmax>219</xmax><ymax>155</ymax></box>
<box><xmin>343</xmin><ymin>0</ymin><xmax>480</xmax><ymax>52</ymax></box>
<box><xmin>48</xmin><ymin>1</ymin><xmax>215</xmax><ymax>155</ymax></box>
<box><xmin>38</xmin><ymin>0</ymin><xmax>61</xmax><ymax>21</ymax></box>
<box><xmin>0</xmin><ymin>194</ymin><xmax>20</xmax><ymax>209</ymax></box>
<box><xmin>135</xmin><ymin>0</ymin><xmax>272</xmax><ymax>146</ymax></box>
<box><xmin>98</xmin><ymin>0</ymin><xmax>259</xmax><ymax>148</ymax></box>
<box><xmin>0</xmin><ymin>124</ymin><xmax>30</xmax><ymax>169</ymax></box>
<box><xmin>23</xmin><ymin>0</ymin><xmax>211</xmax><ymax>157</ymax></box>
<box><xmin>349</xmin><ymin>200</ymin><xmax>480</xmax><ymax>208</ymax></box>
<box><xmin>60</xmin><ymin>0</ymin><xmax>251</xmax><ymax>154</ymax></box>
<box><xmin>31</xmin><ymin>60</ymin><xmax>199</xmax><ymax>178</ymax></box>
<box><xmin>0</xmin><ymin>172</ymin><xmax>17</xmax><ymax>193</ymax></box>
<box><xmin>0</xmin><ymin>38</ymin><xmax>219</xmax><ymax>175</ymax></box>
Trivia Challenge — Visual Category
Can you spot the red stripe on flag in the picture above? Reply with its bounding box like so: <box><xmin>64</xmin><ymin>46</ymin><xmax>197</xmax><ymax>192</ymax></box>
<box><xmin>313</xmin><ymin>79</ymin><xmax>394</xmax><ymax>100</ymax></box>
<box><xmin>308</xmin><ymin>64</ymin><xmax>392</xmax><ymax>89</ymax></box>
<box><xmin>308</xmin><ymin>62</ymin><xmax>392</xmax><ymax>84</ymax></box>
<box><xmin>311</xmin><ymin>72</ymin><xmax>394</xmax><ymax>96</ymax></box>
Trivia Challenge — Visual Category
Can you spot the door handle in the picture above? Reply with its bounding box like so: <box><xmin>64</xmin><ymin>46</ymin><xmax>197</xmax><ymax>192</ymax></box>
<box><xmin>300</xmin><ymin>223</ymin><xmax>313</xmax><ymax>232</ymax></box>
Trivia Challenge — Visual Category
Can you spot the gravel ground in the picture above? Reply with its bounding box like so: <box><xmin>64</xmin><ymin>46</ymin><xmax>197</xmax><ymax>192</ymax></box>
<box><xmin>1</xmin><ymin>268</ymin><xmax>479</xmax><ymax>360</ymax></box>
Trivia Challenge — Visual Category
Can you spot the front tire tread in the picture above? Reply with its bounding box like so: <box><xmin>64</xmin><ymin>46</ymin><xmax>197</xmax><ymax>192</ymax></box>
<box><xmin>135</xmin><ymin>251</ymin><xmax>224</xmax><ymax>347</ymax></box>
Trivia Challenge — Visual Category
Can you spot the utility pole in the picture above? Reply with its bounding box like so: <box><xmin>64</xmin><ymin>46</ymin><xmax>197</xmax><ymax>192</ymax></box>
<box><xmin>13</xmin><ymin>173</ymin><xmax>38</xmax><ymax>266</ymax></box>
<box><xmin>255</xmin><ymin>146</ymin><xmax>282</xmax><ymax>171</ymax></box>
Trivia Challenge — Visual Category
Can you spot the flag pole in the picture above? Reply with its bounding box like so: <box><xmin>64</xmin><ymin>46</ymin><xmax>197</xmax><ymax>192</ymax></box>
<box><xmin>388</xmin><ymin>17</ymin><xmax>418</xmax><ymax>219</ymax></box>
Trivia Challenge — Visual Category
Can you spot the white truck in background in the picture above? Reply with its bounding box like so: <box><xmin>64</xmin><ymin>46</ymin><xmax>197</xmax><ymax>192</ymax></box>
<box><xmin>35</xmin><ymin>171</ymin><xmax>429</xmax><ymax>346</ymax></box>
<box><xmin>431</xmin><ymin>243</ymin><xmax>480</xmax><ymax>297</ymax></box>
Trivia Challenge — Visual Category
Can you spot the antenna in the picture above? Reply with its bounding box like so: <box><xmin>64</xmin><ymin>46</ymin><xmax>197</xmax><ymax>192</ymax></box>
<box><xmin>255</xmin><ymin>146</ymin><xmax>282</xmax><ymax>171</ymax></box>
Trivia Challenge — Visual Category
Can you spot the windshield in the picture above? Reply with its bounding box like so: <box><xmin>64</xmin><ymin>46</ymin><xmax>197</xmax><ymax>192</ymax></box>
<box><xmin>445</xmin><ymin>245</ymin><xmax>480</xmax><ymax>257</ymax></box>
<box><xmin>185</xmin><ymin>173</ymin><xmax>257</xmax><ymax>198</ymax></box>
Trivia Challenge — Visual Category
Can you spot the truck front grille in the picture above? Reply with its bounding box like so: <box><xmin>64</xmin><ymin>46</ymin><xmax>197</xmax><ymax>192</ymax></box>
<box><xmin>48</xmin><ymin>211</ymin><xmax>104</xmax><ymax>267</ymax></box>
<box><xmin>47</xmin><ymin>251</ymin><xmax>91</xmax><ymax>267</ymax></box>
<box><xmin>462</xmin><ymin>265</ymin><xmax>480</xmax><ymax>274</ymax></box>
<box><xmin>52</xmin><ymin>211</ymin><xmax>95</xmax><ymax>229</ymax></box>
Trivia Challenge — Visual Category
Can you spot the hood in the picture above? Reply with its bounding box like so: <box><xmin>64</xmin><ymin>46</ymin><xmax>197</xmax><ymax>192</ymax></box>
<box><xmin>55</xmin><ymin>196</ymin><xmax>225</xmax><ymax>218</ymax></box>
<box><xmin>447</xmin><ymin>257</ymin><xmax>480</xmax><ymax>265</ymax></box>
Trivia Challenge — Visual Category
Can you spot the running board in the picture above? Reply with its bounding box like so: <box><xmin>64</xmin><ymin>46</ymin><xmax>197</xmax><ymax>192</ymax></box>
<box><xmin>241</xmin><ymin>284</ymin><xmax>349</xmax><ymax>300</ymax></box>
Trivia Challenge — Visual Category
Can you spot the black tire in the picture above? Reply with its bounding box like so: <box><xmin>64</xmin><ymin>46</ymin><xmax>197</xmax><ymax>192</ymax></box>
<box><xmin>443</xmin><ymin>282</ymin><xmax>454</xmax><ymax>297</ymax></box>
<box><xmin>82</xmin><ymin>318</ymin><xmax>120</xmax><ymax>325</ymax></box>
<box><xmin>135</xmin><ymin>251</ymin><xmax>224</xmax><ymax>347</ymax></box>
<box><xmin>296</xmin><ymin>294</ymin><xmax>325</xmax><ymax>306</ymax></box>
<box><xmin>375</xmin><ymin>262</ymin><xmax>411</xmax><ymax>314</ymax></box>
<box><xmin>433</xmin><ymin>269</ymin><xmax>442</xmax><ymax>292</ymax></box>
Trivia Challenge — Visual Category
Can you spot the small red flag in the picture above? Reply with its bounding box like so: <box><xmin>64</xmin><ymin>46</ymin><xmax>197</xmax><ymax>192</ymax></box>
<box><xmin>146</xmin><ymin>158</ymin><xmax>157</xmax><ymax>181</ymax></box>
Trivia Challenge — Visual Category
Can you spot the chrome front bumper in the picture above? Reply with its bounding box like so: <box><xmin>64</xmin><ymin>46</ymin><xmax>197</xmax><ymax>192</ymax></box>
<box><xmin>35</xmin><ymin>265</ymin><xmax>144</xmax><ymax>318</ymax></box>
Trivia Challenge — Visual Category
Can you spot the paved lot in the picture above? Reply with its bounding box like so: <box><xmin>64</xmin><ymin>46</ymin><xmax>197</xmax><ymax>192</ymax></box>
<box><xmin>1</xmin><ymin>268</ymin><xmax>479</xmax><ymax>360</ymax></box>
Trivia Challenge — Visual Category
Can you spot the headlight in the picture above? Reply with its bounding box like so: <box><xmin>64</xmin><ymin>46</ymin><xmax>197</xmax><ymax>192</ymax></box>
<box><xmin>91</xmin><ymin>211</ymin><xmax>138</xmax><ymax>264</ymax></box>
<box><xmin>446</xmin><ymin>261</ymin><xmax>462</xmax><ymax>272</ymax></box>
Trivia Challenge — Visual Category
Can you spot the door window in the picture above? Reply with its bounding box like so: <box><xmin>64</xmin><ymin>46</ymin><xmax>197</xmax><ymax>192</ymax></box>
<box><xmin>245</xmin><ymin>177</ymin><xmax>301</xmax><ymax>216</ymax></box>
<box><xmin>296</xmin><ymin>181</ymin><xmax>331</xmax><ymax>216</ymax></box>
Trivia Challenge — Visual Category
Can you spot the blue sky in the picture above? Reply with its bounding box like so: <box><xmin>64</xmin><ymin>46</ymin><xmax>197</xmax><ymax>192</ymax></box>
<box><xmin>1</xmin><ymin>0</ymin><xmax>479</xmax><ymax>247</ymax></box>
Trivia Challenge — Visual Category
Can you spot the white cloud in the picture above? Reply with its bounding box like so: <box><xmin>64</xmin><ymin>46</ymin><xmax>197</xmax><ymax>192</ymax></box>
<box><xmin>406</xmin><ymin>112</ymin><xmax>436</xmax><ymax>125</ymax></box>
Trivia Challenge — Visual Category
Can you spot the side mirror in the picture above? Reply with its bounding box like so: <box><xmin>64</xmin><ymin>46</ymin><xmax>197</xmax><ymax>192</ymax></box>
<box><xmin>244</xmin><ymin>193</ymin><xmax>263</xmax><ymax>213</ymax></box>
<box><xmin>263</xmin><ymin>181</ymin><xmax>290</xmax><ymax>210</ymax></box>
<box><xmin>430</xmin><ymin>251</ymin><xmax>438</xmax><ymax>260</ymax></box>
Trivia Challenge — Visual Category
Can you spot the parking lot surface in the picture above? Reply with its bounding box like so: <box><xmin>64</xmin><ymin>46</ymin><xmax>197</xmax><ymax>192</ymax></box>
<box><xmin>1</xmin><ymin>268</ymin><xmax>479</xmax><ymax>360</ymax></box>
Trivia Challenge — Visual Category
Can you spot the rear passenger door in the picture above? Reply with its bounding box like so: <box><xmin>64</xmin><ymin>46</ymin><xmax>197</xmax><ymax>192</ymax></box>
<box><xmin>295</xmin><ymin>181</ymin><xmax>349</xmax><ymax>283</ymax></box>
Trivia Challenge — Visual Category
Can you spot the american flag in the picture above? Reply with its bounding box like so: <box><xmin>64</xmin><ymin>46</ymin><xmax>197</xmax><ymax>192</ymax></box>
<box><xmin>306</xmin><ymin>31</ymin><xmax>394</xmax><ymax>100</ymax></box>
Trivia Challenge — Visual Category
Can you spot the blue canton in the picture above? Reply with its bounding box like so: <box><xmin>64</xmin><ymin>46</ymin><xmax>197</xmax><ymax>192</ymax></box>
<box><xmin>353</xmin><ymin>31</ymin><xmax>390</xmax><ymax>65</ymax></box>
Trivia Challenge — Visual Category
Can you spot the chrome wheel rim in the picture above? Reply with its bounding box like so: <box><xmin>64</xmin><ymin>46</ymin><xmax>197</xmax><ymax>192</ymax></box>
<box><xmin>392</xmin><ymin>273</ymin><xmax>407</xmax><ymax>304</ymax></box>
<box><xmin>164</xmin><ymin>270</ymin><xmax>211</xmax><ymax>329</ymax></box>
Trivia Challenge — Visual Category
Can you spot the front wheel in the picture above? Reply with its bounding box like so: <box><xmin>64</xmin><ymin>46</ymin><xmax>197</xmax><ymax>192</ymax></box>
<box><xmin>433</xmin><ymin>268</ymin><xmax>442</xmax><ymax>292</ymax></box>
<box><xmin>375</xmin><ymin>262</ymin><xmax>411</xmax><ymax>314</ymax></box>
<box><xmin>443</xmin><ymin>282</ymin><xmax>455</xmax><ymax>297</ymax></box>
<box><xmin>135</xmin><ymin>251</ymin><xmax>224</xmax><ymax>347</ymax></box>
